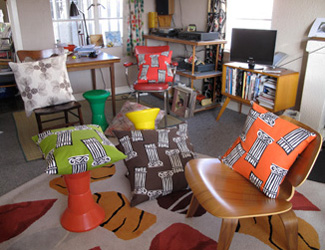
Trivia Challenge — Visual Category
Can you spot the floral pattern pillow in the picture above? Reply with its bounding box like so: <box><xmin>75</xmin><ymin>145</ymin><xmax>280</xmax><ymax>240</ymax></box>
<box><xmin>9</xmin><ymin>54</ymin><xmax>75</xmax><ymax>117</ymax></box>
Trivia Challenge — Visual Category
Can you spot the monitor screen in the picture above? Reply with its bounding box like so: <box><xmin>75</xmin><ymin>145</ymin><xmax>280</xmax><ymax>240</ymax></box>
<box><xmin>230</xmin><ymin>28</ymin><xmax>277</xmax><ymax>67</ymax></box>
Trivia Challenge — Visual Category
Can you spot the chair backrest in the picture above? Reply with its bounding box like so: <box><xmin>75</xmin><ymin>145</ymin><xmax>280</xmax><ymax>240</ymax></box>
<box><xmin>134</xmin><ymin>45</ymin><xmax>170</xmax><ymax>55</ymax></box>
<box><xmin>17</xmin><ymin>48</ymin><xmax>64</xmax><ymax>62</ymax></box>
<box><xmin>279</xmin><ymin>116</ymin><xmax>322</xmax><ymax>199</ymax></box>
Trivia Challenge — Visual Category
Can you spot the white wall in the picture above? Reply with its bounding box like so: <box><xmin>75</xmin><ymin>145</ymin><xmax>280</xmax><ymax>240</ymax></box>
<box><xmin>299</xmin><ymin>39</ymin><xmax>325</xmax><ymax>138</ymax></box>
<box><xmin>7</xmin><ymin>0</ymin><xmax>55</xmax><ymax>51</ymax></box>
<box><xmin>272</xmin><ymin>0</ymin><xmax>325</xmax><ymax>110</ymax></box>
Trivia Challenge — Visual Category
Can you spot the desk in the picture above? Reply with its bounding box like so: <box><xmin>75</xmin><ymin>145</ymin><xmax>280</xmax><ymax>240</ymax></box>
<box><xmin>66</xmin><ymin>52</ymin><xmax>120</xmax><ymax>116</ymax></box>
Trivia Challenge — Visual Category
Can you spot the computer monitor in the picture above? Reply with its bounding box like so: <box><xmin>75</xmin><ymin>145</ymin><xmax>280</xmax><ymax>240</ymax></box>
<box><xmin>230</xmin><ymin>28</ymin><xmax>277</xmax><ymax>69</ymax></box>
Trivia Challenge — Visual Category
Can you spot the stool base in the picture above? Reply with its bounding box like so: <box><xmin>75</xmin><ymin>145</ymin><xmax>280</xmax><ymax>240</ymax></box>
<box><xmin>60</xmin><ymin>171</ymin><xmax>105</xmax><ymax>232</ymax></box>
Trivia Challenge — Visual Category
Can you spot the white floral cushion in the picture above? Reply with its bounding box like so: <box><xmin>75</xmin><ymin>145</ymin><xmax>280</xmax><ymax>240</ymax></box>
<box><xmin>9</xmin><ymin>54</ymin><xmax>75</xmax><ymax>117</ymax></box>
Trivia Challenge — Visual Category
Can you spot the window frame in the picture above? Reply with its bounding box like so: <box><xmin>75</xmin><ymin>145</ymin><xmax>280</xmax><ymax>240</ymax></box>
<box><xmin>225</xmin><ymin>0</ymin><xmax>274</xmax><ymax>51</ymax></box>
<box><xmin>50</xmin><ymin>0</ymin><xmax>123</xmax><ymax>46</ymax></box>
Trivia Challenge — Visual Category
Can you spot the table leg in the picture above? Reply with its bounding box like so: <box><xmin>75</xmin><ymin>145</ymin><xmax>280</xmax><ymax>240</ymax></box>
<box><xmin>216</xmin><ymin>97</ymin><xmax>230</xmax><ymax>121</ymax></box>
<box><xmin>109</xmin><ymin>64</ymin><xmax>116</xmax><ymax>116</ymax></box>
<box><xmin>91</xmin><ymin>69</ymin><xmax>96</xmax><ymax>90</ymax></box>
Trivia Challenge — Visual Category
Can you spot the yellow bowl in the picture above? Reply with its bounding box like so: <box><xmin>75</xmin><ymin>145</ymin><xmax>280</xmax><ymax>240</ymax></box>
<box><xmin>125</xmin><ymin>108</ymin><xmax>160</xmax><ymax>130</ymax></box>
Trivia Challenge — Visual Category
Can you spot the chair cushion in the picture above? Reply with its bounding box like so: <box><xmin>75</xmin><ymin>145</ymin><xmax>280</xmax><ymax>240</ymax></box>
<box><xmin>134</xmin><ymin>83</ymin><xmax>169</xmax><ymax>91</ymax></box>
<box><xmin>136</xmin><ymin>51</ymin><xmax>173</xmax><ymax>84</ymax></box>
<box><xmin>105</xmin><ymin>101</ymin><xmax>165</xmax><ymax>137</ymax></box>
<box><xmin>9</xmin><ymin>54</ymin><xmax>75</xmax><ymax>117</ymax></box>
<box><xmin>221</xmin><ymin>102</ymin><xmax>316</xmax><ymax>198</ymax></box>
<box><xmin>114</xmin><ymin>123</ymin><xmax>195</xmax><ymax>206</ymax></box>
<box><xmin>32</xmin><ymin>125</ymin><xmax>126</xmax><ymax>175</ymax></box>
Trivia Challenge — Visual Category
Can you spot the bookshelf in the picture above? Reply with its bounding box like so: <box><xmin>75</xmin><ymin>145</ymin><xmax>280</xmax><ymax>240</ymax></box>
<box><xmin>143</xmin><ymin>34</ymin><xmax>226</xmax><ymax>113</ymax></box>
<box><xmin>216</xmin><ymin>62</ymin><xmax>299</xmax><ymax>120</ymax></box>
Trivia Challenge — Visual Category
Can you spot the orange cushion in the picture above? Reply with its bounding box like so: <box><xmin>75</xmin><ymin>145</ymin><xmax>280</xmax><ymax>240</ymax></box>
<box><xmin>136</xmin><ymin>51</ymin><xmax>173</xmax><ymax>84</ymax></box>
<box><xmin>221</xmin><ymin>102</ymin><xmax>316</xmax><ymax>198</ymax></box>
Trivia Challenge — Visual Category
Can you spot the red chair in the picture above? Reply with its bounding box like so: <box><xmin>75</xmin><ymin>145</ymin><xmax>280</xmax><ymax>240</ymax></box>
<box><xmin>123</xmin><ymin>46</ymin><xmax>178</xmax><ymax>127</ymax></box>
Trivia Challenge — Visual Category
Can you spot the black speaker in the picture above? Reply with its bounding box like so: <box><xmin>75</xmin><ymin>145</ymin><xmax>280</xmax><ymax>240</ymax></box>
<box><xmin>156</xmin><ymin>0</ymin><xmax>174</xmax><ymax>15</ymax></box>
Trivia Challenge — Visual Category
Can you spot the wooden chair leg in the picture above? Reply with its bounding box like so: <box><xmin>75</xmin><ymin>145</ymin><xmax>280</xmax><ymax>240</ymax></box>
<box><xmin>35</xmin><ymin>114</ymin><xmax>43</xmax><ymax>133</ymax></box>
<box><xmin>78</xmin><ymin>107</ymin><xmax>84</xmax><ymax>125</ymax></box>
<box><xmin>217</xmin><ymin>218</ymin><xmax>238</xmax><ymax>250</ymax></box>
<box><xmin>186</xmin><ymin>194</ymin><xmax>200</xmax><ymax>218</ymax></box>
<box><xmin>279</xmin><ymin>209</ymin><xmax>298</xmax><ymax>250</ymax></box>
<box><xmin>64</xmin><ymin>110</ymin><xmax>69</xmax><ymax>124</ymax></box>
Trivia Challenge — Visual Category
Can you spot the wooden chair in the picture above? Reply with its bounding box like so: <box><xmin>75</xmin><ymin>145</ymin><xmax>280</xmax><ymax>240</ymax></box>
<box><xmin>16</xmin><ymin>49</ymin><xmax>84</xmax><ymax>133</ymax></box>
<box><xmin>123</xmin><ymin>45</ymin><xmax>178</xmax><ymax>127</ymax></box>
<box><xmin>185</xmin><ymin>116</ymin><xmax>322</xmax><ymax>250</ymax></box>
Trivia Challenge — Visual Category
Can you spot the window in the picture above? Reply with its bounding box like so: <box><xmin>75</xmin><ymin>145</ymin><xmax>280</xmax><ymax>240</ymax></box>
<box><xmin>225</xmin><ymin>0</ymin><xmax>274</xmax><ymax>50</ymax></box>
<box><xmin>50</xmin><ymin>0</ymin><xmax>123</xmax><ymax>46</ymax></box>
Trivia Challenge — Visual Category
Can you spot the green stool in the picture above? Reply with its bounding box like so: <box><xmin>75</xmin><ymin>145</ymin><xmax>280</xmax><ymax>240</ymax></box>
<box><xmin>83</xmin><ymin>90</ymin><xmax>110</xmax><ymax>131</ymax></box>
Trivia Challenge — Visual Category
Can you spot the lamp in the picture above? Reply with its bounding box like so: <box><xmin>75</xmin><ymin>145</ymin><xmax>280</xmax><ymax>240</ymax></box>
<box><xmin>70</xmin><ymin>1</ymin><xmax>90</xmax><ymax>45</ymax></box>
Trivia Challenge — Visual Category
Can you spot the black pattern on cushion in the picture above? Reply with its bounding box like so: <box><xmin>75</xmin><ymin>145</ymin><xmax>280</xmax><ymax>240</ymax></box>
<box><xmin>114</xmin><ymin>123</ymin><xmax>196</xmax><ymax>206</ymax></box>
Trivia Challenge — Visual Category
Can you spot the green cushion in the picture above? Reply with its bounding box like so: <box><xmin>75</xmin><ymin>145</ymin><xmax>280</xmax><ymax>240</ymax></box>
<box><xmin>32</xmin><ymin>124</ymin><xmax>126</xmax><ymax>175</ymax></box>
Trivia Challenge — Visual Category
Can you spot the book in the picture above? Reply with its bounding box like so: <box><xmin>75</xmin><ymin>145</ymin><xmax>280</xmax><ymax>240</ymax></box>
<box><xmin>257</xmin><ymin>95</ymin><xmax>275</xmax><ymax>105</ymax></box>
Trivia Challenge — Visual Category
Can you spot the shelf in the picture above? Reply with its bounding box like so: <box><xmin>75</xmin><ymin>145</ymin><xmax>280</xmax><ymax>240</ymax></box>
<box><xmin>194</xmin><ymin>102</ymin><xmax>220</xmax><ymax>113</ymax></box>
<box><xmin>144</xmin><ymin>34</ymin><xmax>226</xmax><ymax>115</ymax></box>
<box><xmin>144</xmin><ymin>34</ymin><xmax>226</xmax><ymax>46</ymax></box>
<box><xmin>225</xmin><ymin>62</ymin><xmax>298</xmax><ymax>77</ymax></box>
<box><xmin>177</xmin><ymin>69</ymin><xmax>222</xmax><ymax>80</ymax></box>
<box><xmin>0</xmin><ymin>83</ymin><xmax>16</xmax><ymax>88</ymax></box>
<box><xmin>216</xmin><ymin>63</ymin><xmax>299</xmax><ymax>121</ymax></box>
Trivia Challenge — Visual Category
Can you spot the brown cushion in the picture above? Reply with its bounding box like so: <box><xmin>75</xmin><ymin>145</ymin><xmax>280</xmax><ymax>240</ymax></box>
<box><xmin>114</xmin><ymin>123</ymin><xmax>195</xmax><ymax>206</ymax></box>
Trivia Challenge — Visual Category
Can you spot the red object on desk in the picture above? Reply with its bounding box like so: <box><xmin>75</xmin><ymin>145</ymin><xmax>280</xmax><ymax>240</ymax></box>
<box><xmin>64</xmin><ymin>44</ymin><xmax>76</xmax><ymax>52</ymax></box>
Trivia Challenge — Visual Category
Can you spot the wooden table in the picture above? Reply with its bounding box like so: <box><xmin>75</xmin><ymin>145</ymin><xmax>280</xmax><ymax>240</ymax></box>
<box><xmin>66</xmin><ymin>52</ymin><xmax>121</xmax><ymax>116</ymax></box>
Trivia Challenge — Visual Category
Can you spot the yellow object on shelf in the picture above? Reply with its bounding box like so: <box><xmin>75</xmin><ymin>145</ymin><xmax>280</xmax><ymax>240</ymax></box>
<box><xmin>148</xmin><ymin>12</ymin><xmax>158</xmax><ymax>29</ymax></box>
<box><xmin>125</xmin><ymin>108</ymin><xmax>160</xmax><ymax>130</ymax></box>
<box><xmin>158</xmin><ymin>15</ymin><xmax>172</xmax><ymax>28</ymax></box>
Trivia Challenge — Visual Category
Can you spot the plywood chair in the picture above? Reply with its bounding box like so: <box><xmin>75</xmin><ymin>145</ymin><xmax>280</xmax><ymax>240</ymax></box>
<box><xmin>123</xmin><ymin>45</ymin><xmax>178</xmax><ymax>127</ymax></box>
<box><xmin>185</xmin><ymin>116</ymin><xmax>322</xmax><ymax>250</ymax></box>
<box><xmin>16</xmin><ymin>49</ymin><xmax>84</xmax><ymax>133</ymax></box>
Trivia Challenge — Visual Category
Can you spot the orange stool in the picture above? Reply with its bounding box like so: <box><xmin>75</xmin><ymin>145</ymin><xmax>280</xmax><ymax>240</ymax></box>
<box><xmin>60</xmin><ymin>171</ymin><xmax>105</xmax><ymax>232</ymax></box>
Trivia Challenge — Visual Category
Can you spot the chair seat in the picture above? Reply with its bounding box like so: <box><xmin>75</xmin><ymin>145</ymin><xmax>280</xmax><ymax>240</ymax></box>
<box><xmin>34</xmin><ymin>101</ymin><xmax>81</xmax><ymax>115</ymax></box>
<box><xmin>185</xmin><ymin>158</ymin><xmax>292</xmax><ymax>219</ymax></box>
<box><xmin>134</xmin><ymin>82</ymin><xmax>169</xmax><ymax>91</ymax></box>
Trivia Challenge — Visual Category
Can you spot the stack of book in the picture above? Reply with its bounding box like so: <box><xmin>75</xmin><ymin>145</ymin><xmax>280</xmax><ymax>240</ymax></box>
<box><xmin>225</xmin><ymin>67</ymin><xmax>275</xmax><ymax>103</ymax></box>
<box><xmin>257</xmin><ymin>77</ymin><xmax>276</xmax><ymax>109</ymax></box>
<box><xmin>74</xmin><ymin>45</ymin><xmax>101</xmax><ymax>57</ymax></box>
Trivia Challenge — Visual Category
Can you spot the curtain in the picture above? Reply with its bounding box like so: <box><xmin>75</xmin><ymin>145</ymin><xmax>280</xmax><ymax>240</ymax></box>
<box><xmin>203</xmin><ymin>0</ymin><xmax>227</xmax><ymax>102</ymax></box>
<box><xmin>207</xmin><ymin>0</ymin><xmax>227</xmax><ymax>38</ymax></box>
<box><xmin>126</xmin><ymin>0</ymin><xmax>145</xmax><ymax>56</ymax></box>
